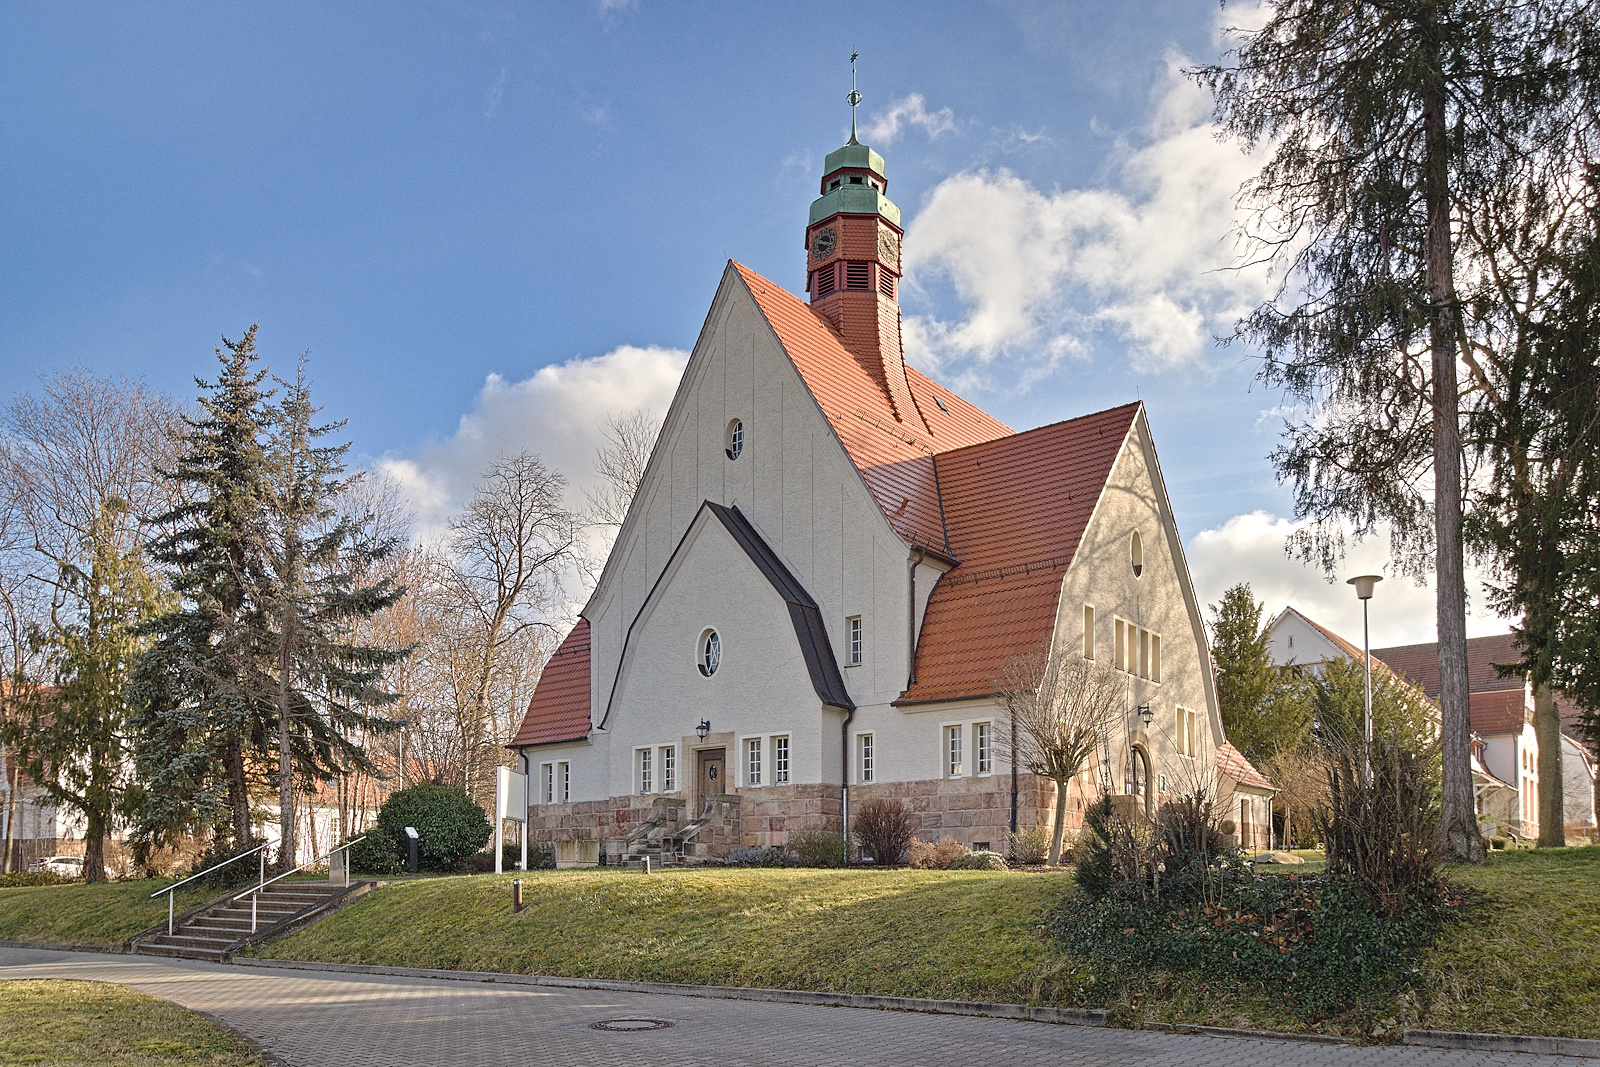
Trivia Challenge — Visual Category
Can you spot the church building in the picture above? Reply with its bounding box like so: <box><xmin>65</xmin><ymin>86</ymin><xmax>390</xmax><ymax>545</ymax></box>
<box><xmin>510</xmin><ymin>114</ymin><xmax>1269</xmax><ymax>864</ymax></box>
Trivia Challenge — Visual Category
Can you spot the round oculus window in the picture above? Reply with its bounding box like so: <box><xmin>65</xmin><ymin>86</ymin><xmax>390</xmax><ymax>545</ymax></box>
<box><xmin>699</xmin><ymin>629</ymin><xmax>721</xmax><ymax>676</ymax></box>
<box><xmin>725</xmin><ymin>419</ymin><xmax>743</xmax><ymax>460</ymax></box>
<box><xmin>1131</xmin><ymin>531</ymin><xmax>1144</xmax><ymax>578</ymax></box>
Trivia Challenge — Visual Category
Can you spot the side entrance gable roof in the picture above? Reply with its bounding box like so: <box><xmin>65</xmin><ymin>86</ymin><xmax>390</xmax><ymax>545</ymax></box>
<box><xmin>593</xmin><ymin>500</ymin><xmax>853</xmax><ymax>730</ymax></box>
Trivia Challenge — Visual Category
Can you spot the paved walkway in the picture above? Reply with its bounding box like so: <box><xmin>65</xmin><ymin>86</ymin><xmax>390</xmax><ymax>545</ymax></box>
<box><xmin>0</xmin><ymin>947</ymin><xmax>1570</xmax><ymax>1067</ymax></box>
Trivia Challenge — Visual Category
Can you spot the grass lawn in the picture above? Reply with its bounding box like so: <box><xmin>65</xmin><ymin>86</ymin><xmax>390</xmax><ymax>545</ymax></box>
<box><xmin>0</xmin><ymin>880</ymin><xmax>218</xmax><ymax>947</ymax></box>
<box><xmin>0</xmin><ymin>979</ymin><xmax>262</xmax><ymax>1066</ymax></box>
<box><xmin>1422</xmin><ymin>846</ymin><xmax>1600</xmax><ymax>1039</ymax></box>
<box><xmin>255</xmin><ymin>868</ymin><xmax>1080</xmax><ymax>1004</ymax></box>
<box><xmin>251</xmin><ymin>848</ymin><xmax>1600</xmax><ymax>1041</ymax></box>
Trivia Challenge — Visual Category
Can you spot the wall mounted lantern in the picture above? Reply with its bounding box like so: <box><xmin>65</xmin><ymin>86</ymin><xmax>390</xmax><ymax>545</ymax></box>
<box><xmin>696</xmin><ymin>719</ymin><xmax>711</xmax><ymax>741</ymax></box>
<box><xmin>1137</xmin><ymin>703</ymin><xmax>1153</xmax><ymax>729</ymax></box>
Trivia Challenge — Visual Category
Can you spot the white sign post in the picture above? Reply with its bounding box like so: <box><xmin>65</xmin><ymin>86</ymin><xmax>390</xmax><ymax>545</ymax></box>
<box><xmin>495</xmin><ymin>766</ymin><xmax>527</xmax><ymax>874</ymax></box>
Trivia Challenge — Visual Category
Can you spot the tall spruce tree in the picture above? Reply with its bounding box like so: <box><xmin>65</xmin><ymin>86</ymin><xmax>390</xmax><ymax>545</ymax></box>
<box><xmin>259</xmin><ymin>357</ymin><xmax>405</xmax><ymax>867</ymax></box>
<box><xmin>1209</xmin><ymin>583</ymin><xmax>1311</xmax><ymax>766</ymax></box>
<box><xmin>132</xmin><ymin>327</ymin><xmax>278</xmax><ymax>850</ymax></box>
<box><xmin>1195</xmin><ymin>0</ymin><xmax>1597</xmax><ymax>860</ymax></box>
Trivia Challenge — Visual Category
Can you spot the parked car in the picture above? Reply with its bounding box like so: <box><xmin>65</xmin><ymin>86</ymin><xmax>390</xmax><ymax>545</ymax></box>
<box><xmin>27</xmin><ymin>856</ymin><xmax>84</xmax><ymax>876</ymax></box>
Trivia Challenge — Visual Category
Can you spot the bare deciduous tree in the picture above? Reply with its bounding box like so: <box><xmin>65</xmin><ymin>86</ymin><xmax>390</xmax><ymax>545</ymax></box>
<box><xmin>996</xmin><ymin>650</ymin><xmax>1126</xmax><ymax>866</ymax></box>
<box><xmin>585</xmin><ymin>410</ymin><xmax>660</xmax><ymax>530</ymax></box>
<box><xmin>445</xmin><ymin>451</ymin><xmax>575</xmax><ymax>804</ymax></box>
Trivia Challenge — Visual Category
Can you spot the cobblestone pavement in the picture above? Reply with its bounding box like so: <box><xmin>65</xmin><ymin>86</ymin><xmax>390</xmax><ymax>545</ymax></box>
<box><xmin>0</xmin><ymin>947</ymin><xmax>1569</xmax><ymax>1067</ymax></box>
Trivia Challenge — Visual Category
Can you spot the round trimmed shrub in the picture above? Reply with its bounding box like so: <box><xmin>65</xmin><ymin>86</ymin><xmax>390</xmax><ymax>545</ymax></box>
<box><xmin>953</xmin><ymin>849</ymin><xmax>1007</xmax><ymax>871</ymax></box>
<box><xmin>374</xmin><ymin>783</ymin><xmax>492</xmax><ymax>872</ymax></box>
<box><xmin>344</xmin><ymin>831</ymin><xmax>404</xmax><ymax>875</ymax></box>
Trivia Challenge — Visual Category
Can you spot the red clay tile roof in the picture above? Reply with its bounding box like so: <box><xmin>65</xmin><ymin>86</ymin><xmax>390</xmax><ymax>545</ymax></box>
<box><xmin>510</xmin><ymin>620</ymin><xmax>592</xmax><ymax>748</ymax></box>
<box><xmin>1216</xmin><ymin>741</ymin><xmax>1275</xmax><ymax>791</ymax></box>
<box><xmin>1371</xmin><ymin>633</ymin><xmax>1525</xmax><ymax>697</ymax></box>
<box><xmin>1469</xmin><ymin>688</ymin><xmax>1532</xmax><ymax>736</ymax></box>
<box><xmin>733</xmin><ymin>262</ymin><xmax>1012</xmax><ymax>553</ymax></box>
<box><xmin>897</xmin><ymin>404</ymin><xmax>1142</xmax><ymax>704</ymax></box>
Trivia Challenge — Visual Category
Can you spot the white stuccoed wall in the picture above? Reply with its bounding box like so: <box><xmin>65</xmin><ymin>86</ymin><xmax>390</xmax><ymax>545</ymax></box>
<box><xmin>1054</xmin><ymin>413</ymin><xmax>1222</xmax><ymax>797</ymax></box>
<box><xmin>573</xmin><ymin>267</ymin><xmax>921</xmax><ymax>799</ymax></box>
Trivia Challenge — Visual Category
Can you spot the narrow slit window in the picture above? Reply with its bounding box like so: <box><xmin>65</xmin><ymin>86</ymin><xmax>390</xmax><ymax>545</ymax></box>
<box><xmin>662</xmin><ymin>746</ymin><xmax>676</xmax><ymax>792</ymax></box>
<box><xmin>541</xmin><ymin>763</ymin><xmax>554</xmax><ymax>804</ymax></box>
<box><xmin>559</xmin><ymin>762</ymin><xmax>570</xmax><ymax>803</ymax></box>
<box><xmin>847</xmin><ymin>616</ymin><xmax>863</xmax><ymax>666</ymax></box>
<box><xmin>1083</xmin><ymin>605</ymin><xmax>1095</xmax><ymax>659</ymax></box>
<box><xmin>859</xmin><ymin>733</ymin><xmax>875</xmax><ymax>783</ymax></box>
<box><xmin>976</xmin><ymin>723</ymin><xmax>992</xmax><ymax>775</ymax></box>
<box><xmin>1115</xmin><ymin>620</ymin><xmax>1126</xmax><ymax>671</ymax></box>
<box><xmin>1151</xmin><ymin>634</ymin><xmax>1162</xmax><ymax>683</ymax></box>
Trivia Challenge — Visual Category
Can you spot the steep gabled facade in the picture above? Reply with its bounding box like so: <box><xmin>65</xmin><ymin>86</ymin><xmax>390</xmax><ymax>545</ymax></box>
<box><xmin>511</xmin><ymin>127</ymin><xmax>1264</xmax><ymax>862</ymax></box>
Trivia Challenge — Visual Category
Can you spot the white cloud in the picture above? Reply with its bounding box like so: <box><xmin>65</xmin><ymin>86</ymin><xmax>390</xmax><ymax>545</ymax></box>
<box><xmin>901</xmin><ymin>56</ymin><xmax>1271</xmax><ymax>378</ymax></box>
<box><xmin>862</xmin><ymin>93</ymin><xmax>956</xmax><ymax>146</ymax></box>
<box><xmin>378</xmin><ymin>344</ymin><xmax>687</xmax><ymax>539</ymax></box>
<box><xmin>1185</xmin><ymin>511</ymin><xmax>1511</xmax><ymax>649</ymax></box>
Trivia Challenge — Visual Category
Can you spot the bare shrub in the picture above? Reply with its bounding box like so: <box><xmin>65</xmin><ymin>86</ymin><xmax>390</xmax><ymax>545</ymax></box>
<box><xmin>852</xmin><ymin>798</ymin><xmax>916</xmax><ymax>865</ymax></box>
<box><xmin>1317</xmin><ymin>734</ymin><xmax>1441</xmax><ymax>917</ymax></box>
<box><xmin>1006</xmin><ymin>825</ymin><xmax>1050</xmax><ymax>865</ymax></box>
<box><xmin>908</xmin><ymin>835</ymin><xmax>968</xmax><ymax>869</ymax></box>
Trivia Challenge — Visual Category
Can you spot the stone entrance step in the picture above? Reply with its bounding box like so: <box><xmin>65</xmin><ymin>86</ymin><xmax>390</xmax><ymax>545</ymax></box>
<box><xmin>131</xmin><ymin>880</ymin><xmax>375</xmax><ymax>962</ymax></box>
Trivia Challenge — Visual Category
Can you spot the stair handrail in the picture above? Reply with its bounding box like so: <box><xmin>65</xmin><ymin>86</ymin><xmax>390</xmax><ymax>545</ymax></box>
<box><xmin>232</xmin><ymin>835</ymin><xmax>366</xmax><ymax>933</ymax></box>
<box><xmin>150</xmin><ymin>842</ymin><xmax>269</xmax><ymax>936</ymax></box>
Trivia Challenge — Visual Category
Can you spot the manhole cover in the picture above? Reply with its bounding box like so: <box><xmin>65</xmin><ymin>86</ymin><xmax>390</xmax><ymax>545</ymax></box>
<box><xmin>589</xmin><ymin>1018</ymin><xmax>675</xmax><ymax>1032</ymax></box>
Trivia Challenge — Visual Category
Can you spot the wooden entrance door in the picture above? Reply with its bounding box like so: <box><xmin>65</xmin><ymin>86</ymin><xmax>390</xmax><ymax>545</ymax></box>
<box><xmin>697</xmin><ymin>748</ymin><xmax>726</xmax><ymax>806</ymax></box>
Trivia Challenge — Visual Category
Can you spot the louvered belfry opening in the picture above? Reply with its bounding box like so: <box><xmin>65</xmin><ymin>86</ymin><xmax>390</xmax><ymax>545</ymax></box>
<box><xmin>814</xmin><ymin>263</ymin><xmax>837</xmax><ymax>297</ymax></box>
<box><xmin>845</xmin><ymin>261</ymin><xmax>871</xmax><ymax>290</ymax></box>
<box><xmin>879</xmin><ymin>272</ymin><xmax>895</xmax><ymax>298</ymax></box>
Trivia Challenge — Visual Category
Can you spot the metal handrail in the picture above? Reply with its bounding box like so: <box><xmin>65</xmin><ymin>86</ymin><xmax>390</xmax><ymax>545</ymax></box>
<box><xmin>151</xmin><ymin>842</ymin><xmax>269</xmax><ymax>936</ymax></box>
<box><xmin>232</xmin><ymin>835</ymin><xmax>366</xmax><ymax>933</ymax></box>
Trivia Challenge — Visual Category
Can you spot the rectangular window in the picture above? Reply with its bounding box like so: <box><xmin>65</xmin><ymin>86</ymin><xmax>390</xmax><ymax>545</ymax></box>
<box><xmin>1176</xmin><ymin>707</ymin><xmax>1197</xmax><ymax>757</ymax></box>
<box><xmin>1139</xmin><ymin>629</ymin><xmax>1150</xmax><ymax>678</ymax></box>
<box><xmin>946</xmin><ymin>725</ymin><xmax>964</xmax><ymax>777</ymax></box>
<box><xmin>541</xmin><ymin>763</ymin><xmax>554</xmax><ymax>805</ymax></box>
<box><xmin>662</xmin><ymin>745</ymin><xmax>676</xmax><ymax>792</ymax></box>
<box><xmin>637</xmin><ymin>747</ymin><xmax>652</xmax><ymax>794</ymax></box>
<box><xmin>1158</xmin><ymin>773</ymin><xmax>1168</xmax><ymax>795</ymax></box>
<box><xmin>1151</xmin><ymin>634</ymin><xmax>1162</xmax><ymax>683</ymax></box>
<box><xmin>1115</xmin><ymin>619</ymin><xmax>1126</xmax><ymax>671</ymax></box>
<box><xmin>1083</xmin><ymin>605</ymin><xmax>1095</xmax><ymax>659</ymax></box>
<box><xmin>975</xmin><ymin>722</ymin><xmax>992</xmax><ymax>775</ymax></box>
<box><xmin>746</xmin><ymin>737</ymin><xmax>762</xmax><ymax>786</ymax></box>
<box><xmin>859</xmin><ymin>733</ymin><xmax>875</xmax><ymax>783</ymax></box>
<box><xmin>847</xmin><ymin>616</ymin><xmax>863</xmax><ymax>666</ymax></box>
<box><xmin>773</xmin><ymin>736</ymin><xmax>789</xmax><ymax>784</ymax></box>
<box><xmin>558</xmin><ymin>762</ymin><xmax>570</xmax><ymax>803</ymax></box>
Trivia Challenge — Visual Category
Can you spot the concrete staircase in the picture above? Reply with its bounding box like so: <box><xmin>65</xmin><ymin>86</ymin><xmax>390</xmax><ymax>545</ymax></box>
<box><xmin>134</xmin><ymin>880</ymin><xmax>358</xmax><ymax>962</ymax></box>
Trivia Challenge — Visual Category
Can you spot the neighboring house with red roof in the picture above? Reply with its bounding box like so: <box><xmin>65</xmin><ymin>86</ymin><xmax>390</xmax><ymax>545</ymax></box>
<box><xmin>1371</xmin><ymin>633</ymin><xmax>1596</xmax><ymax>840</ymax></box>
<box><xmin>1265</xmin><ymin>609</ymin><xmax>1597</xmax><ymax>839</ymax></box>
<box><xmin>511</xmin><ymin>126</ymin><xmax>1264</xmax><ymax>863</ymax></box>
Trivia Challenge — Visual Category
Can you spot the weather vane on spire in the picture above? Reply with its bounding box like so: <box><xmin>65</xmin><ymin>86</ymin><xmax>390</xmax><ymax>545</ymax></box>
<box><xmin>847</xmin><ymin>50</ymin><xmax>862</xmax><ymax>144</ymax></box>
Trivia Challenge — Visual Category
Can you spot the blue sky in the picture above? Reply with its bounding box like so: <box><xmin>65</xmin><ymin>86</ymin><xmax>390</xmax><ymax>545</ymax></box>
<box><xmin>0</xmin><ymin>1</ymin><xmax>1506</xmax><ymax>645</ymax></box>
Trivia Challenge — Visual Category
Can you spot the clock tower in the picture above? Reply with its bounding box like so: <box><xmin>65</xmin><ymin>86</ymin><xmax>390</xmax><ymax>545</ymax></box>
<box><xmin>805</xmin><ymin>80</ymin><xmax>924</xmax><ymax>430</ymax></box>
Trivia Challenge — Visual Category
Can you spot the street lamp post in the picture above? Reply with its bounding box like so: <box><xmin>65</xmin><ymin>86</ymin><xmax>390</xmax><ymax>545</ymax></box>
<box><xmin>1346</xmin><ymin>574</ymin><xmax>1383</xmax><ymax>782</ymax></box>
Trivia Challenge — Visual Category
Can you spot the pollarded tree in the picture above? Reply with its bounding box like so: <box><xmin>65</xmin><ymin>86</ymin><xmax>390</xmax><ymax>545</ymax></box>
<box><xmin>996</xmin><ymin>650</ymin><xmax>1126</xmax><ymax>866</ymax></box>
<box><xmin>1194</xmin><ymin>0</ymin><xmax>1599</xmax><ymax>860</ymax></box>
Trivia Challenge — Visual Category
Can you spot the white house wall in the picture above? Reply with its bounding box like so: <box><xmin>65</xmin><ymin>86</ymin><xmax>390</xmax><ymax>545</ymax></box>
<box><xmin>1056</xmin><ymin>414</ymin><xmax>1221</xmax><ymax>800</ymax></box>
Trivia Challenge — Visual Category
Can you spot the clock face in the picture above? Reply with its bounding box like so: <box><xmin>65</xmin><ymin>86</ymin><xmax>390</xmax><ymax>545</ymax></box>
<box><xmin>809</xmin><ymin>227</ymin><xmax>837</xmax><ymax>261</ymax></box>
<box><xmin>878</xmin><ymin>229</ymin><xmax>901</xmax><ymax>266</ymax></box>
